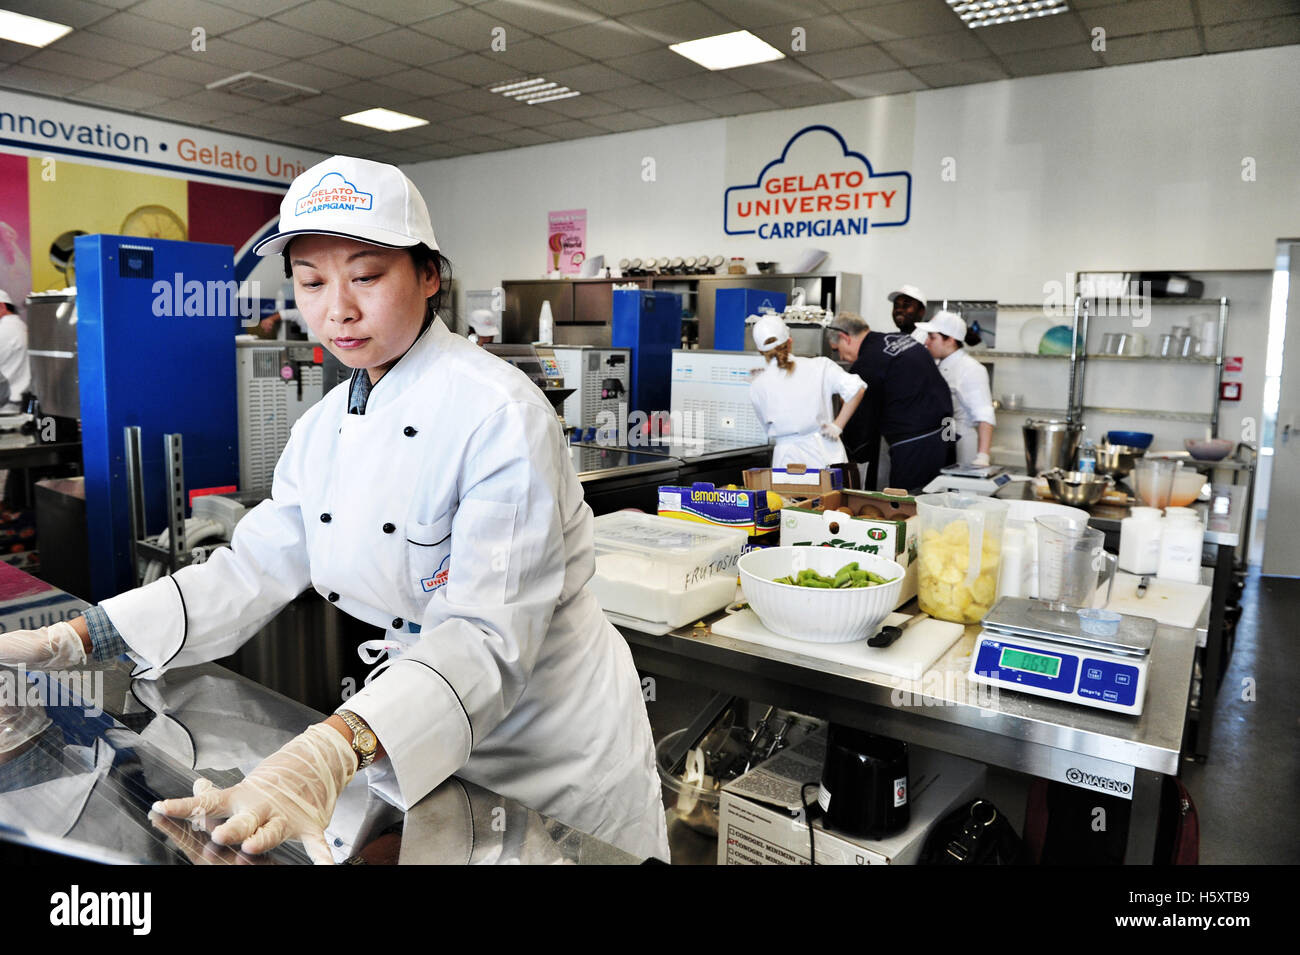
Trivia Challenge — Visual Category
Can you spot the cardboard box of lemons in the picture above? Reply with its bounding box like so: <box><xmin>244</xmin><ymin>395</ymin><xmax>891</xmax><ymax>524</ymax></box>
<box><xmin>721</xmin><ymin>486</ymin><xmax>781</xmax><ymax>509</ymax></box>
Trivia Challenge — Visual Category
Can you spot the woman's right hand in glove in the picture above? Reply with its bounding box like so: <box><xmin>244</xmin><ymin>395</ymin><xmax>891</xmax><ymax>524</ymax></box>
<box><xmin>0</xmin><ymin>621</ymin><xmax>89</xmax><ymax>671</ymax></box>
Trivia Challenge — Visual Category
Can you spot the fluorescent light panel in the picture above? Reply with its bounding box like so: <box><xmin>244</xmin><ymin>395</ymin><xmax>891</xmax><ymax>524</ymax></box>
<box><xmin>490</xmin><ymin>77</ymin><xmax>581</xmax><ymax>106</ymax></box>
<box><xmin>947</xmin><ymin>0</ymin><xmax>1070</xmax><ymax>29</ymax></box>
<box><xmin>340</xmin><ymin>108</ymin><xmax>428</xmax><ymax>131</ymax></box>
<box><xmin>670</xmin><ymin>30</ymin><xmax>784</xmax><ymax>71</ymax></box>
<box><xmin>0</xmin><ymin>10</ymin><xmax>72</xmax><ymax>47</ymax></box>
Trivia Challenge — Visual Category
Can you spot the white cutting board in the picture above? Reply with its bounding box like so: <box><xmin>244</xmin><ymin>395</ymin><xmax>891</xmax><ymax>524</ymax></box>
<box><xmin>1105</xmin><ymin>572</ymin><xmax>1210</xmax><ymax>630</ymax></box>
<box><xmin>711</xmin><ymin>609</ymin><xmax>965</xmax><ymax>680</ymax></box>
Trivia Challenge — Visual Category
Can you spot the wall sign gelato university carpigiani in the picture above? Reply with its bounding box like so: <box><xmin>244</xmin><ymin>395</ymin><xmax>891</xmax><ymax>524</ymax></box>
<box><xmin>725</xmin><ymin>125</ymin><xmax>911</xmax><ymax>240</ymax></box>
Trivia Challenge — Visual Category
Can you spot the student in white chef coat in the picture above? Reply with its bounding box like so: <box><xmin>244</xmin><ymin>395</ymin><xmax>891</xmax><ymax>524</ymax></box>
<box><xmin>467</xmin><ymin>308</ymin><xmax>499</xmax><ymax>345</ymax></box>
<box><xmin>0</xmin><ymin>156</ymin><xmax>670</xmax><ymax>864</ymax></box>
<box><xmin>0</xmin><ymin>289</ymin><xmax>30</xmax><ymax>414</ymax></box>
<box><xmin>916</xmin><ymin>310</ymin><xmax>996</xmax><ymax>468</ymax></box>
<box><xmin>748</xmin><ymin>314</ymin><xmax>865</xmax><ymax>471</ymax></box>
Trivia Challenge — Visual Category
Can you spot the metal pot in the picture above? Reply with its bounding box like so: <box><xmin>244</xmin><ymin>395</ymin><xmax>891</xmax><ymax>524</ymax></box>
<box><xmin>1094</xmin><ymin>442</ymin><xmax>1146</xmax><ymax>479</ymax></box>
<box><xmin>1043</xmin><ymin>469</ymin><xmax>1113</xmax><ymax>508</ymax></box>
<box><xmin>1023</xmin><ymin>419</ymin><xmax>1084</xmax><ymax>476</ymax></box>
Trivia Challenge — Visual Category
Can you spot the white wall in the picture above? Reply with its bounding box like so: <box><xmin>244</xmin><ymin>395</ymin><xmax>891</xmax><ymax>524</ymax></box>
<box><xmin>405</xmin><ymin>44</ymin><xmax>1299</xmax><ymax>452</ymax></box>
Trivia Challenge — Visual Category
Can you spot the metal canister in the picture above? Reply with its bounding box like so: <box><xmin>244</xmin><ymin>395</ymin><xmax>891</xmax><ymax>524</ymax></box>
<box><xmin>1022</xmin><ymin>418</ymin><xmax>1084</xmax><ymax>476</ymax></box>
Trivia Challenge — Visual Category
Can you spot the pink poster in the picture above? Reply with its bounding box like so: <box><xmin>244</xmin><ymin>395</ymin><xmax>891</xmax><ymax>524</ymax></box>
<box><xmin>0</xmin><ymin>154</ymin><xmax>32</xmax><ymax>307</ymax></box>
<box><xmin>547</xmin><ymin>209</ymin><xmax>586</xmax><ymax>275</ymax></box>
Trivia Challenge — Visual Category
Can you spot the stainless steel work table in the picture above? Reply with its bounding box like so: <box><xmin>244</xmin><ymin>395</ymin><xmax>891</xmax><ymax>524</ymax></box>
<box><xmin>618</xmin><ymin>599</ymin><xmax>1199</xmax><ymax>864</ymax></box>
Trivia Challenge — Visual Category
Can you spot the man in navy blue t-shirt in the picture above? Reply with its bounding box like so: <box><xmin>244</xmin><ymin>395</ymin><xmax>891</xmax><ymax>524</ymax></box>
<box><xmin>827</xmin><ymin>312</ymin><xmax>954</xmax><ymax>492</ymax></box>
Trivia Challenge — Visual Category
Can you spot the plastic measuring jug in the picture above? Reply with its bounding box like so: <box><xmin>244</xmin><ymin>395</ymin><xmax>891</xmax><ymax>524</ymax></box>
<box><xmin>1035</xmin><ymin>514</ymin><xmax>1117</xmax><ymax>611</ymax></box>
<box><xmin>1132</xmin><ymin>458</ymin><xmax>1177</xmax><ymax>508</ymax></box>
<box><xmin>915</xmin><ymin>493</ymin><xmax>1009</xmax><ymax>624</ymax></box>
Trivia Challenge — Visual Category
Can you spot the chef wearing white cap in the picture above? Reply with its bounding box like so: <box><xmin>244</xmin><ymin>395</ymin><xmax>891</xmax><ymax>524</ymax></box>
<box><xmin>0</xmin><ymin>156</ymin><xmax>669</xmax><ymax>863</ymax></box>
<box><xmin>0</xmin><ymin>289</ymin><xmax>30</xmax><ymax>415</ymax></box>
<box><xmin>887</xmin><ymin>283</ymin><xmax>928</xmax><ymax>337</ymax></box>
<box><xmin>749</xmin><ymin>313</ymin><xmax>865</xmax><ymax>471</ymax></box>
<box><xmin>467</xmin><ymin>308</ymin><xmax>500</xmax><ymax>345</ymax></box>
<box><xmin>916</xmin><ymin>310</ymin><xmax>996</xmax><ymax>468</ymax></box>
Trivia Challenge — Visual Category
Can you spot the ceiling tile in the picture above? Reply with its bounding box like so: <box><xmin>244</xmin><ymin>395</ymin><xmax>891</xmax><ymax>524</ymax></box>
<box><xmin>702</xmin><ymin>0</ymin><xmax>833</xmax><ymax>30</ymax></box>
<box><xmin>129</xmin><ymin>0</ymin><xmax>258</xmax><ymax>34</ymax></box>
<box><xmin>2</xmin><ymin>0</ymin><xmax>117</xmax><ymax>30</ymax></box>
<box><xmin>424</xmin><ymin>52</ymin><xmax>522</xmax><ymax>86</ymax></box>
<box><xmin>476</xmin><ymin>0</ymin><xmax>604</xmax><ymax>35</ymax></box>
<box><xmin>407</xmin><ymin>142</ymin><xmax>465</xmax><ymax>159</ymax></box>
<box><xmin>750</xmin><ymin>15</ymin><xmax>872</xmax><ymax>55</ymax></box>
<box><xmin>147</xmin><ymin>99</ymin><xmax>239</xmax><ymax>123</ymax></box>
<box><xmin>842</xmin><ymin>0</ymin><xmax>966</xmax><ymax>42</ymax></box>
<box><xmin>833</xmin><ymin>67</ymin><xmax>927</xmax><ymax>96</ymax></box>
<box><xmin>694</xmin><ymin>90</ymin><xmax>781</xmax><ymax>115</ymax></box>
<box><xmin>169</xmin><ymin>88</ymin><xmax>251</xmax><ymax>114</ymax></box>
<box><xmin>441</xmin><ymin>113</ymin><xmax>519</xmax><ymax>134</ymax></box>
<box><xmin>259</xmin><ymin>59</ymin><xmax>358</xmax><ymax>91</ymax></box>
<box><xmin>1000</xmin><ymin>42</ymin><xmax>1102</xmax><ymax>76</ymax></box>
<box><xmin>328</xmin><ymin>79</ymin><xmax>410</xmax><ymax>105</ymax></box>
<box><xmin>412</xmin><ymin>7</ymin><xmax>531</xmax><ymax>51</ymax></box>
<box><xmin>0</xmin><ymin>65</ymin><xmax>96</xmax><ymax>95</ymax></box>
<box><xmin>548</xmin><ymin>20</ymin><xmax>663</xmax><ymax>57</ymax></box>
<box><xmin>878</xmin><ymin>29</ymin><xmax>992</xmax><ymax>67</ymax></box>
<box><xmin>138</xmin><ymin>53</ymin><xmax>230</xmax><ymax>84</ymax></box>
<box><xmin>1075</xmin><ymin>0</ymin><xmax>1196</xmax><ymax>37</ymax></box>
<box><xmin>396</xmin><ymin>96</ymin><xmax>473</xmax><ymax>122</ymax></box>
<box><xmin>243</xmin><ymin>102</ymin><xmax>328</xmax><ymax>125</ymax></box>
<box><xmin>539</xmin><ymin>118</ymin><xmax>609</xmax><ymax>137</ymax></box>
<box><xmin>454</xmin><ymin>134</ymin><xmax>513</xmax><ymax>152</ymax></box>
<box><xmin>208</xmin><ymin>0</ymin><xmax>303</xmax><ymax>15</ymax></box>
<box><xmin>605</xmin><ymin>47</ymin><xmax>707</xmax><ymax>81</ymax></box>
<box><xmin>581</xmin><ymin>0</ymin><xmax>679</xmax><ymax>16</ymax></box>
<box><xmin>724</xmin><ymin>59</ymin><xmax>823</xmax><ymax>90</ymax></box>
<box><xmin>655</xmin><ymin>71</ymin><xmax>746</xmax><ymax>99</ymax></box>
<box><xmin>299</xmin><ymin>46</ymin><xmax>408</xmax><ymax>80</ymax></box>
<box><xmin>482</xmin><ymin>103</ymin><xmax>569</xmax><ymax>126</ymax></box>
<box><xmin>0</xmin><ymin>40</ymin><xmax>29</xmax><ymax>64</ymax></box>
<box><xmin>47</xmin><ymin>32</ymin><xmax>164</xmax><ymax>68</ymax></box>
<box><xmin>622</xmin><ymin>2</ymin><xmax>738</xmax><ymax>44</ymax></box>
<box><xmin>819</xmin><ymin>0</ymin><xmax>903</xmax><ymax>9</ymax></box>
<box><xmin>222</xmin><ymin>21</ymin><xmax>339</xmax><ymax>58</ymax></box>
<box><xmin>1195</xmin><ymin>0</ymin><xmax>1300</xmax><ymax>26</ymax></box>
<box><xmin>198</xmin><ymin>39</ymin><xmax>291</xmax><ymax>72</ymax></box>
<box><xmin>535</xmin><ymin>92</ymin><xmax>625</xmax><ymax>116</ymax></box>
<box><xmin>973</xmin><ymin>12</ymin><xmax>1091</xmax><ymax>54</ymax></box>
<box><xmin>1203</xmin><ymin>14</ymin><xmax>1300</xmax><ymax>52</ymax></box>
<box><xmin>355</xmin><ymin>28</ymin><xmax>464</xmax><ymax>66</ymax></box>
<box><xmin>762</xmin><ymin>81</ymin><xmax>853</xmax><ymax>107</ymax></box>
<box><xmin>544</xmin><ymin>61</ymin><xmax>641</xmax><ymax>92</ymax></box>
<box><xmin>430</xmin><ymin>86</ymin><xmax>513</xmax><ymax>112</ymax></box>
<box><xmin>22</xmin><ymin>48</ymin><xmax>126</xmax><ymax>82</ymax></box>
<box><xmin>587</xmin><ymin>110</ymin><xmax>659</xmax><ymax>131</ymax></box>
<box><xmin>107</xmin><ymin>68</ymin><xmax>206</xmax><ymax>98</ymax></box>
<box><xmin>495</xmin><ymin>126</ymin><xmax>561</xmax><ymax>146</ymax></box>
<box><xmin>87</xmin><ymin>12</ymin><xmax>195</xmax><ymax>49</ymax></box>
<box><xmin>1099</xmin><ymin>27</ymin><xmax>1203</xmax><ymax>65</ymax></box>
<box><xmin>909</xmin><ymin>57</ymin><xmax>1008</xmax><ymax>87</ymax></box>
<box><xmin>74</xmin><ymin>82</ymin><xmax>171</xmax><ymax>109</ymax></box>
<box><xmin>594</xmin><ymin>82</ymin><xmax>686</xmax><ymax>108</ymax></box>
<box><xmin>336</xmin><ymin>0</ymin><xmax>461</xmax><ymax>23</ymax></box>
<box><xmin>497</xmin><ymin>37</ymin><xmax>591</xmax><ymax>72</ymax></box>
<box><xmin>798</xmin><ymin>44</ymin><xmax>902</xmax><ymax>79</ymax></box>
<box><xmin>372</xmin><ymin>68</ymin><xmax>470</xmax><ymax>95</ymax></box>
<box><xmin>272</xmin><ymin>1</ymin><xmax>399</xmax><ymax>42</ymax></box>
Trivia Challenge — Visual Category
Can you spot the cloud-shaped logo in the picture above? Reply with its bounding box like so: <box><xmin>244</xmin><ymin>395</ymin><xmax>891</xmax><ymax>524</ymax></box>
<box><xmin>294</xmin><ymin>170</ymin><xmax>373</xmax><ymax>217</ymax></box>
<box><xmin>724</xmin><ymin>124</ymin><xmax>911</xmax><ymax>238</ymax></box>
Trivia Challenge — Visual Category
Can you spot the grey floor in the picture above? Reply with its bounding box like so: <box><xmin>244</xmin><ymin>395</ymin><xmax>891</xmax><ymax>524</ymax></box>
<box><xmin>646</xmin><ymin>571</ymin><xmax>1300</xmax><ymax>865</ymax></box>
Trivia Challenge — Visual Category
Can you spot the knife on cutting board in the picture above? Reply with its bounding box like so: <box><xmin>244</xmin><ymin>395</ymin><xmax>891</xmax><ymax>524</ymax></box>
<box><xmin>868</xmin><ymin>612</ymin><xmax>930</xmax><ymax>648</ymax></box>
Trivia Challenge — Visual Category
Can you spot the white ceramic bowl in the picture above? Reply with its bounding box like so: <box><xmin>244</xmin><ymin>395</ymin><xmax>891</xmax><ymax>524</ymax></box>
<box><xmin>738</xmin><ymin>546</ymin><xmax>904</xmax><ymax>644</ymax></box>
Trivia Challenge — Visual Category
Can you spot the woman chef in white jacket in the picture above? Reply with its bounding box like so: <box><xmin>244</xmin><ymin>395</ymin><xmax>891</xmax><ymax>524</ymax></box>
<box><xmin>749</xmin><ymin>314</ymin><xmax>865</xmax><ymax>471</ymax></box>
<box><xmin>0</xmin><ymin>156</ymin><xmax>670</xmax><ymax>864</ymax></box>
<box><xmin>916</xmin><ymin>310</ymin><xmax>996</xmax><ymax>468</ymax></box>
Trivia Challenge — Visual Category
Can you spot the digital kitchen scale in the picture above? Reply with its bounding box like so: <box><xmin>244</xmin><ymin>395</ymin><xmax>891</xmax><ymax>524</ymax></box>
<box><xmin>968</xmin><ymin>597</ymin><xmax>1154</xmax><ymax>716</ymax></box>
<box><xmin>923</xmin><ymin>464</ymin><xmax>1012</xmax><ymax>496</ymax></box>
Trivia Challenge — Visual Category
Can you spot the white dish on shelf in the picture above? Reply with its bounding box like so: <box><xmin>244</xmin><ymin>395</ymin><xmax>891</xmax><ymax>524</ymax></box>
<box><xmin>1018</xmin><ymin>317</ymin><xmax>1052</xmax><ymax>353</ymax></box>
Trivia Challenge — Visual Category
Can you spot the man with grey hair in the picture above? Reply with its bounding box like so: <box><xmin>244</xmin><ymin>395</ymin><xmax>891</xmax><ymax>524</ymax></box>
<box><xmin>826</xmin><ymin>312</ymin><xmax>953</xmax><ymax>492</ymax></box>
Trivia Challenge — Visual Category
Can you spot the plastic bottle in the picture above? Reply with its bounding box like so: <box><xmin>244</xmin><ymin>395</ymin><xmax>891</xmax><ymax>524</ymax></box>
<box><xmin>1118</xmin><ymin>506</ymin><xmax>1162</xmax><ymax>575</ymax></box>
<box><xmin>1077</xmin><ymin>440</ymin><xmax>1097</xmax><ymax>474</ymax></box>
<box><xmin>1156</xmin><ymin>513</ymin><xmax>1204</xmax><ymax>583</ymax></box>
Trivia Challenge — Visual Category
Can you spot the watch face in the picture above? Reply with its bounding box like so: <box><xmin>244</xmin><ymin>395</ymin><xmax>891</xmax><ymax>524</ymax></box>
<box><xmin>358</xmin><ymin>729</ymin><xmax>377</xmax><ymax>753</ymax></box>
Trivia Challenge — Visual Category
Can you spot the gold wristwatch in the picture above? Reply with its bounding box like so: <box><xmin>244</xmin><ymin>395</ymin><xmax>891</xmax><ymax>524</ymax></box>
<box><xmin>336</xmin><ymin>709</ymin><xmax>379</xmax><ymax>769</ymax></box>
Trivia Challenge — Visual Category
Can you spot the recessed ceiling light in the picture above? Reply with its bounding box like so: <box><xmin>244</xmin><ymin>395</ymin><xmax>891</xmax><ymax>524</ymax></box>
<box><xmin>669</xmin><ymin>30</ymin><xmax>784</xmax><ymax>71</ymax></box>
<box><xmin>0</xmin><ymin>9</ymin><xmax>72</xmax><ymax>47</ymax></box>
<box><xmin>340</xmin><ymin>108</ymin><xmax>428</xmax><ymax>132</ymax></box>
<box><xmin>947</xmin><ymin>0</ymin><xmax>1070</xmax><ymax>29</ymax></box>
<box><xmin>490</xmin><ymin>77</ymin><xmax>581</xmax><ymax>106</ymax></box>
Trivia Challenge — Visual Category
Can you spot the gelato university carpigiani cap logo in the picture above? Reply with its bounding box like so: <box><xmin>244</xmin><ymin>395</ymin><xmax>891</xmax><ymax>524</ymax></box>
<box><xmin>295</xmin><ymin>171</ymin><xmax>374</xmax><ymax>218</ymax></box>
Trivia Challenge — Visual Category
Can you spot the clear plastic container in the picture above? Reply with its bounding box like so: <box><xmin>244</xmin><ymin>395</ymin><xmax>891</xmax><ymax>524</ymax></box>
<box><xmin>589</xmin><ymin>512</ymin><xmax>746</xmax><ymax>628</ymax></box>
<box><xmin>1119</xmin><ymin>506</ymin><xmax>1163</xmax><ymax>575</ymax></box>
<box><xmin>1157</xmin><ymin>513</ymin><xmax>1204</xmax><ymax>583</ymax></box>
<box><xmin>915</xmin><ymin>493</ymin><xmax>1009</xmax><ymax>624</ymax></box>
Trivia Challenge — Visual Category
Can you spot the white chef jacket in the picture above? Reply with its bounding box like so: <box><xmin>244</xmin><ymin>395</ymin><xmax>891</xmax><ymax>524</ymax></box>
<box><xmin>749</xmin><ymin>355</ymin><xmax>865</xmax><ymax>469</ymax></box>
<box><xmin>936</xmin><ymin>348</ymin><xmax>996</xmax><ymax>466</ymax></box>
<box><xmin>97</xmin><ymin>317</ymin><xmax>669</xmax><ymax>861</ymax></box>
<box><xmin>0</xmin><ymin>312</ymin><xmax>31</xmax><ymax>413</ymax></box>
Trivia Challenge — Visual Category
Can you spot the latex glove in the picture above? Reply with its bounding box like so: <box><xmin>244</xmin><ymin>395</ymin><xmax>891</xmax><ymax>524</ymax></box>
<box><xmin>820</xmin><ymin>421</ymin><xmax>843</xmax><ymax>440</ymax></box>
<box><xmin>972</xmin><ymin>452</ymin><xmax>991</xmax><ymax>468</ymax></box>
<box><xmin>0</xmin><ymin>622</ymin><xmax>86</xmax><ymax>670</ymax></box>
<box><xmin>152</xmin><ymin>722</ymin><xmax>357</xmax><ymax>865</ymax></box>
<box><xmin>0</xmin><ymin>700</ymin><xmax>51</xmax><ymax>755</ymax></box>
